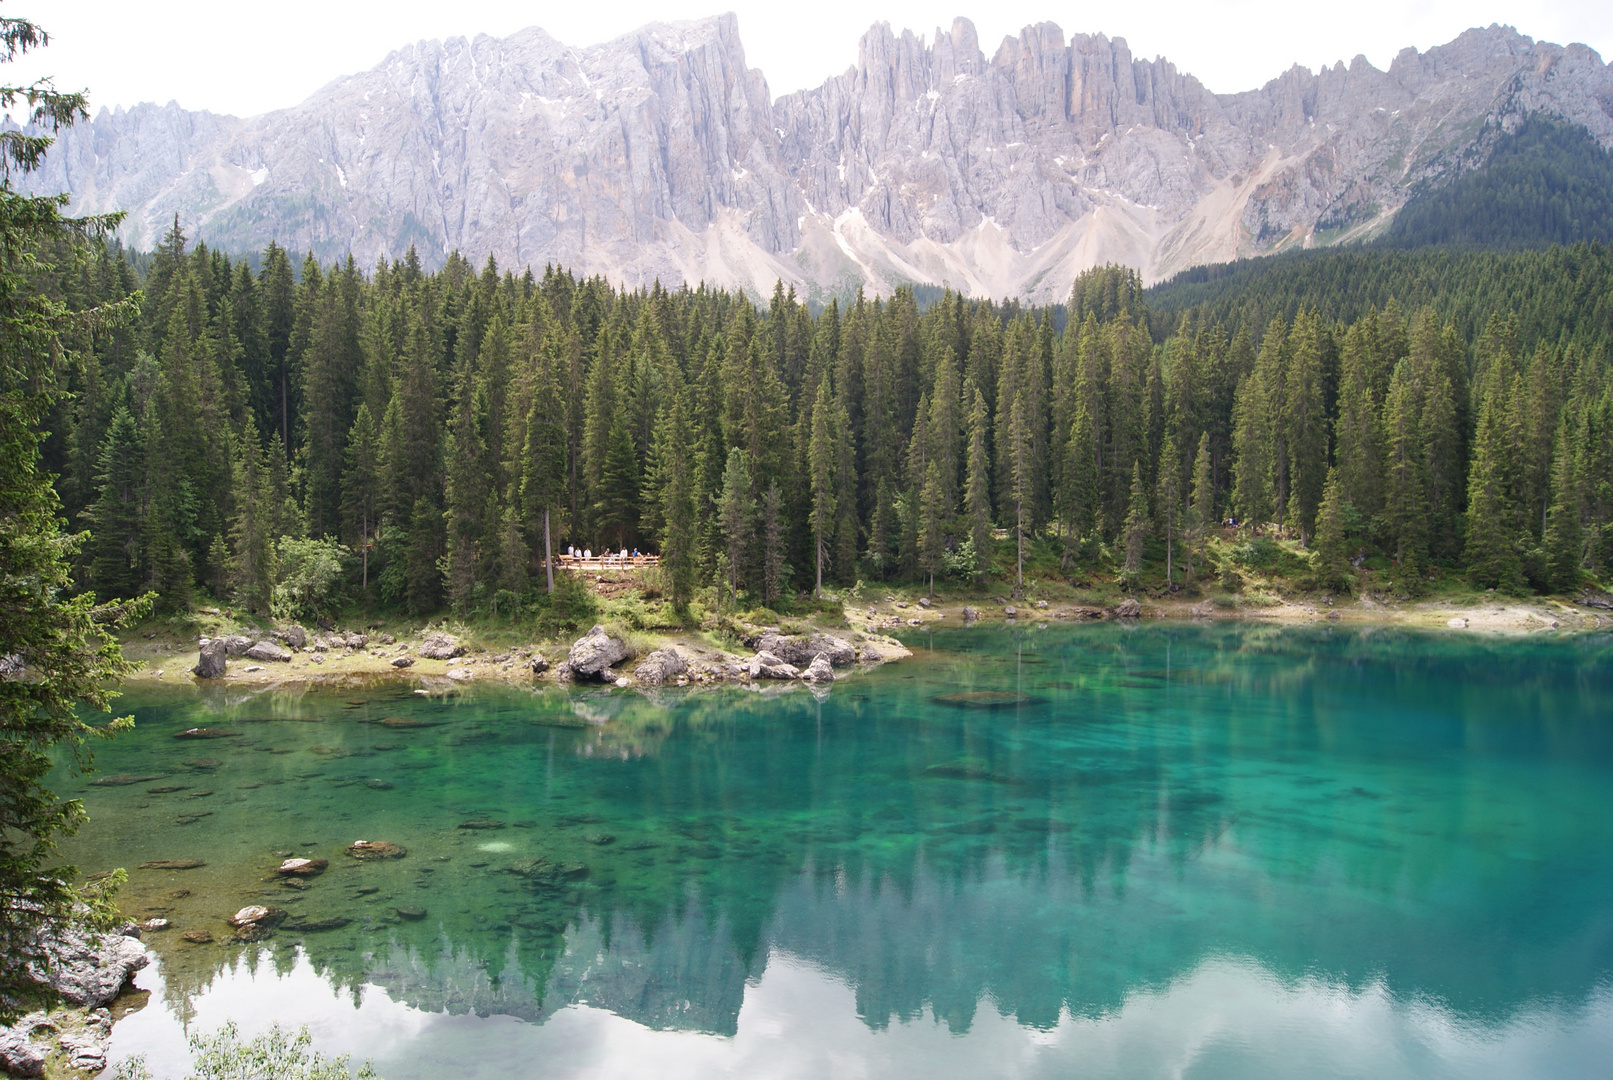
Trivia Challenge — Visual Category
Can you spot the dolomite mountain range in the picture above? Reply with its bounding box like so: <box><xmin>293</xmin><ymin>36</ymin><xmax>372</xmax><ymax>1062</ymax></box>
<box><xmin>22</xmin><ymin>13</ymin><xmax>1613</xmax><ymax>302</ymax></box>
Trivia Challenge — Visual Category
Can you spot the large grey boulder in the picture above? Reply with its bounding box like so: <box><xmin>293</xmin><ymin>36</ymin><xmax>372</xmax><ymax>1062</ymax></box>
<box><xmin>192</xmin><ymin>637</ymin><xmax>227</xmax><ymax>679</ymax></box>
<box><xmin>1114</xmin><ymin>598</ymin><xmax>1142</xmax><ymax>618</ymax></box>
<box><xmin>219</xmin><ymin>635</ymin><xmax>253</xmax><ymax>655</ymax></box>
<box><xmin>243</xmin><ymin>640</ymin><xmax>291</xmax><ymax>662</ymax></box>
<box><xmin>271</xmin><ymin>624</ymin><xmax>307</xmax><ymax>650</ymax></box>
<box><xmin>417</xmin><ymin>632</ymin><xmax>463</xmax><ymax>660</ymax></box>
<box><xmin>0</xmin><ymin>1018</ymin><xmax>47</xmax><ymax>1077</ymax></box>
<box><xmin>633</xmin><ymin>647</ymin><xmax>687</xmax><ymax>686</ymax></box>
<box><xmin>748</xmin><ymin>651</ymin><xmax>800</xmax><ymax>680</ymax></box>
<box><xmin>26</xmin><ymin>921</ymin><xmax>149</xmax><ymax>1008</ymax></box>
<box><xmin>568</xmin><ymin>625</ymin><xmax>627</xmax><ymax>680</ymax></box>
<box><xmin>801</xmin><ymin>654</ymin><xmax>836</xmax><ymax>683</ymax></box>
<box><xmin>755</xmin><ymin>632</ymin><xmax>856</xmax><ymax>668</ymax></box>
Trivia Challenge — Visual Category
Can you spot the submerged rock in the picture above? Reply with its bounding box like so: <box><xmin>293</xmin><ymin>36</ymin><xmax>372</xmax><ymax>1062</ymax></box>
<box><xmin>174</xmin><ymin>727</ymin><xmax>240</xmax><ymax>739</ymax></box>
<box><xmin>180</xmin><ymin>929</ymin><xmax>213</xmax><ymax>944</ymax></box>
<box><xmin>347</xmin><ymin>840</ymin><xmax>407</xmax><ymax>860</ymax></box>
<box><xmin>294</xmin><ymin>916</ymin><xmax>352</xmax><ymax>932</ymax></box>
<box><xmin>458</xmin><ymin>819</ymin><xmax>506</xmax><ymax>830</ymax></box>
<box><xmin>568</xmin><ymin>625</ymin><xmax>627</xmax><ymax>679</ymax></box>
<box><xmin>395</xmin><ymin>906</ymin><xmax>427</xmax><ymax>921</ymax></box>
<box><xmin>275</xmin><ymin>857</ymin><xmax>328</xmax><ymax>877</ymax></box>
<box><xmin>91</xmin><ymin>773</ymin><xmax>166</xmax><ymax>787</ymax></box>
<box><xmin>136</xmin><ymin>859</ymin><xmax>205</xmax><ymax>870</ymax></box>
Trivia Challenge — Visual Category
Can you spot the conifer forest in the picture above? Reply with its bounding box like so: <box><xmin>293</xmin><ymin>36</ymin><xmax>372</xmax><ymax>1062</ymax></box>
<box><xmin>42</xmin><ymin>227</ymin><xmax>1613</xmax><ymax>622</ymax></box>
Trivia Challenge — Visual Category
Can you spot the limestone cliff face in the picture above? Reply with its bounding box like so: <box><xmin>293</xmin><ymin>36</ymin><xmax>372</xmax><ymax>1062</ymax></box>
<box><xmin>21</xmin><ymin>15</ymin><xmax>1613</xmax><ymax>301</ymax></box>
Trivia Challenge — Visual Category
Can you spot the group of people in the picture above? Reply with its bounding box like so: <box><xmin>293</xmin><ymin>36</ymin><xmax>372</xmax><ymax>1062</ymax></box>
<box><xmin>564</xmin><ymin>545</ymin><xmax>646</xmax><ymax>565</ymax></box>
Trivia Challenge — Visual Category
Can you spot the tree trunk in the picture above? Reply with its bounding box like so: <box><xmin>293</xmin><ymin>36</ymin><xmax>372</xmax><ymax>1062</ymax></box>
<box><xmin>361</xmin><ymin>512</ymin><xmax>369</xmax><ymax>590</ymax></box>
<box><xmin>1016</xmin><ymin>499</ymin><xmax>1024</xmax><ymax>595</ymax></box>
<box><xmin>815</xmin><ymin>534</ymin><xmax>822</xmax><ymax>598</ymax></box>
<box><xmin>544</xmin><ymin>506</ymin><xmax>554</xmax><ymax>594</ymax></box>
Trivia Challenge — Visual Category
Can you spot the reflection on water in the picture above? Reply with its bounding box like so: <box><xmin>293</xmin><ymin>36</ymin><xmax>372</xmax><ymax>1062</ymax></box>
<box><xmin>50</xmin><ymin>623</ymin><xmax>1613</xmax><ymax>1078</ymax></box>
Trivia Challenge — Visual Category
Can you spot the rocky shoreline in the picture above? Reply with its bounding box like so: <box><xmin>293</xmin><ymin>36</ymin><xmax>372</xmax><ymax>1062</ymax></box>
<box><xmin>0</xmin><ymin>921</ymin><xmax>151</xmax><ymax>1077</ymax></box>
<box><xmin>114</xmin><ymin>587</ymin><xmax>1611</xmax><ymax>693</ymax></box>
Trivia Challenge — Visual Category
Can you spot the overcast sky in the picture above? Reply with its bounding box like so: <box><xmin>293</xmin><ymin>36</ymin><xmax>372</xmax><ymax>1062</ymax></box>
<box><xmin>11</xmin><ymin>1</ymin><xmax>1613</xmax><ymax>117</ymax></box>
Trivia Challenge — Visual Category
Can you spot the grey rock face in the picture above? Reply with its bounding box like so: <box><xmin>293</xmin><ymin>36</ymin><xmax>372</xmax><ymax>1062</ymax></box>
<box><xmin>633</xmin><ymin>647</ymin><xmax>688</xmax><ymax>686</ymax></box>
<box><xmin>0</xmin><ymin>1020</ymin><xmax>46</xmax><ymax>1077</ymax></box>
<box><xmin>417</xmin><ymin>633</ymin><xmax>463</xmax><ymax>660</ymax></box>
<box><xmin>24</xmin><ymin>18</ymin><xmax>1613</xmax><ymax>300</ymax></box>
<box><xmin>272</xmin><ymin>624</ymin><xmax>307</xmax><ymax>650</ymax></box>
<box><xmin>243</xmin><ymin>640</ymin><xmax>291</xmax><ymax>662</ymax></box>
<box><xmin>754</xmin><ymin>632</ymin><xmax>857</xmax><ymax>668</ymax></box>
<box><xmin>27</xmin><ymin>922</ymin><xmax>149</xmax><ymax>1008</ymax></box>
<box><xmin>748</xmin><ymin>650</ymin><xmax>800</xmax><ymax>680</ymax></box>
<box><xmin>192</xmin><ymin>637</ymin><xmax>227</xmax><ymax>679</ymax></box>
<box><xmin>568</xmin><ymin>625</ymin><xmax>628</xmax><ymax>679</ymax></box>
<box><xmin>801</xmin><ymin>654</ymin><xmax>836</xmax><ymax>683</ymax></box>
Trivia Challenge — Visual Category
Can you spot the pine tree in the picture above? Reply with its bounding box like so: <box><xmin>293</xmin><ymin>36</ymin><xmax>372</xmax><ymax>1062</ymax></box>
<box><xmin>227</xmin><ymin>421</ymin><xmax>278</xmax><ymax>614</ymax></box>
<box><xmin>1382</xmin><ymin>360</ymin><xmax>1429</xmax><ymax>577</ymax></box>
<box><xmin>807</xmin><ymin>378</ymin><xmax>837</xmax><ymax>597</ymax></box>
<box><xmin>1464</xmin><ymin>370</ymin><xmax>1524</xmax><ymax>592</ymax></box>
<box><xmin>1313</xmin><ymin>467</ymin><xmax>1353</xmax><ymax>591</ymax></box>
<box><xmin>654</xmin><ymin>395</ymin><xmax>698</xmax><ymax>610</ymax></box>
<box><xmin>341</xmin><ymin>404</ymin><xmax>380</xmax><ymax>591</ymax></box>
<box><xmin>717</xmin><ymin>447</ymin><xmax>755</xmax><ymax>598</ymax></box>
<box><xmin>84</xmin><ymin>406</ymin><xmax>146</xmax><ymax>598</ymax></box>
<box><xmin>1155</xmin><ymin>434</ymin><xmax>1182</xmax><ymax>585</ymax></box>
<box><xmin>963</xmin><ymin>383</ymin><xmax>993</xmax><ymax>574</ymax></box>
<box><xmin>1186</xmin><ymin>431</ymin><xmax>1214</xmax><ymax>581</ymax></box>
<box><xmin>1121</xmin><ymin>461</ymin><xmax>1151</xmax><ymax>579</ymax></box>
<box><xmin>760</xmin><ymin>481</ymin><xmax>787</xmax><ymax>605</ymax></box>
<box><xmin>916</xmin><ymin>458</ymin><xmax>948</xmax><ymax>596</ymax></box>
<box><xmin>1540</xmin><ymin>420</ymin><xmax>1582</xmax><ymax>592</ymax></box>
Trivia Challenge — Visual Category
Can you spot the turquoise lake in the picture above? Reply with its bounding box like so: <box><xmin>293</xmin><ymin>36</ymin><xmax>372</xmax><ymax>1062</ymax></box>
<box><xmin>56</xmin><ymin>623</ymin><xmax>1613</xmax><ymax>1079</ymax></box>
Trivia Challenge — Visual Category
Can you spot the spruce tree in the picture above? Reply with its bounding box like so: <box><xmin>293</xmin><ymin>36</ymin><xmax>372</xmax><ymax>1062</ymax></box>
<box><xmin>717</xmin><ymin>447</ymin><xmax>755</xmax><ymax>598</ymax></box>
<box><xmin>85</xmin><ymin>406</ymin><xmax>146</xmax><ymax>599</ymax></box>
<box><xmin>963</xmin><ymin>383</ymin><xmax>993</xmax><ymax>575</ymax></box>
<box><xmin>1313</xmin><ymin>467</ymin><xmax>1353</xmax><ymax>591</ymax></box>
<box><xmin>1465</xmin><ymin>367</ymin><xmax>1524</xmax><ymax>591</ymax></box>
<box><xmin>1186</xmin><ymin>432</ymin><xmax>1214</xmax><ymax>581</ymax></box>
<box><xmin>807</xmin><ymin>378</ymin><xmax>836</xmax><ymax>596</ymax></box>
<box><xmin>1540</xmin><ymin>420</ymin><xmax>1582</xmax><ymax>592</ymax></box>
<box><xmin>1156</xmin><ymin>434</ymin><xmax>1182</xmax><ymax>585</ymax></box>
<box><xmin>1121</xmin><ymin>461</ymin><xmax>1151</xmax><ymax>579</ymax></box>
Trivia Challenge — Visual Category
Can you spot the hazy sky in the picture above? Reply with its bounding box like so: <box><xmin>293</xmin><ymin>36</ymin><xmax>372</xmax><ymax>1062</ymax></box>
<box><xmin>11</xmin><ymin>1</ymin><xmax>1613</xmax><ymax>117</ymax></box>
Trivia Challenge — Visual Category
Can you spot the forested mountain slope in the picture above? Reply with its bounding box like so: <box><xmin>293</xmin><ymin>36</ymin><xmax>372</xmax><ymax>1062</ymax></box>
<box><xmin>44</xmin><ymin>230</ymin><xmax>1613</xmax><ymax>626</ymax></box>
<box><xmin>18</xmin><ymin>16</ymin><xmax>1613</xmax><ymax>303</ymax></box>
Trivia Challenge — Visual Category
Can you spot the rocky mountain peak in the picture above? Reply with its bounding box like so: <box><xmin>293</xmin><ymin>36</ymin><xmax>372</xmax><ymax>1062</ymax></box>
<box><xmin>19</xmin><ymin>15</ymin><xmax>1613</xmax><ymax>302</ymax></box>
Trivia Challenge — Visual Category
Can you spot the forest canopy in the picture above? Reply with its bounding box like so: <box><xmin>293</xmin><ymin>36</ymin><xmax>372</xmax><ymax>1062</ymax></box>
<box><xmin>32</xmin><ymin>229</ymin><xmax>1612</xmax><ymax>624</ymax></box>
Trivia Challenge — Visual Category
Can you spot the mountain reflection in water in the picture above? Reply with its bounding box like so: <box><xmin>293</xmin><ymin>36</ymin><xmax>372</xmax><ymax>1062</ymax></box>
<box><xmin>55</xmin><ymin>623</ymin><xmax>1613</xmax><ymax>1080</ymax></box>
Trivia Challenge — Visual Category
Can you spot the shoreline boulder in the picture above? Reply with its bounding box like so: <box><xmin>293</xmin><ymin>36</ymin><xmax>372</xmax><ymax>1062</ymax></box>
<box><xmin>802</xmin><ymin>654</ymin><xmax>836</xmax><ymax>683</ymax></box>
<box><xmin>417</xmin><ymin>632</ymin><xmax>464</xmax><ymax>660</ymax></box>
<box><xmin>632</xmin><ymin>647</ymin><xmax>687</xmax><ymax>686</ymax></box>
<box><xmin>754</xmin><ymin>632</ymin><xmax>856</xmax><ymax>668</ymax></box>
<box><xmin>192</xmin><ymin>637</ymin><xmax>227</xmax><ymax>679</ymax></box>
<box><xmin>568</xmin><ymin>625</ymin><xmax>628</xmax><ymax>680</ymax></box>
<box><xmin>748</xmin><ymin>650</ymin><xmax>799</xmax><ymax>680</ymax></box>
<box><xmin>244</xmin><ymin>640</ymin><xmax>291</xmax><ymax>663</ymax></box>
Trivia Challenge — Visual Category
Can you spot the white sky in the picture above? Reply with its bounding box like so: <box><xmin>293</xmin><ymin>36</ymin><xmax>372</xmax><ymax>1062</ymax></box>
<box><xmin>10</xmin><ymin>1</ymin><xmax>1613</xmax><ymax>117</ymax></box>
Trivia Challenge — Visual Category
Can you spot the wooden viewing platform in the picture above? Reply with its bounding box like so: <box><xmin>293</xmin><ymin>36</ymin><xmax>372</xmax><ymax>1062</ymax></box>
<box><xmin>558</xmin><ymin>553</ymin><xmax>661</xmax><ymax>572</ymax></box>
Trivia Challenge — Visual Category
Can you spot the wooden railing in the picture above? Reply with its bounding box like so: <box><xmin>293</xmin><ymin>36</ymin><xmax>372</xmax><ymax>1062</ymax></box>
<box><xmin>557</xmin><ymin>554</ymin><xmax>661</xmax><ymax>571</ymax></box>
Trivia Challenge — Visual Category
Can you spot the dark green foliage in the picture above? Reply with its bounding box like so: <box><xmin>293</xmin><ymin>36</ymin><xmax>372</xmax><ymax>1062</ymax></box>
<box><xmin>1386</xmin><ymin>117</ymin><xmax>1613</xmax><ymax>250</ymax></box>
<box><xmin>1</xmin><ymin>8</ymin><xmax>147</xmax><ymax>1020</ymax></box>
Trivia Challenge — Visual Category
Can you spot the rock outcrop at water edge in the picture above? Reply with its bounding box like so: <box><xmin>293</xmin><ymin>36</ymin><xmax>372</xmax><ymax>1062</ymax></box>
<box><xmin>192</xmin><ymin>637</ymin><xmax>227</xmax><ymax>679</ymax></box>
<box><xmin>633</xmin><ymin>647</ymin><xmax>688</xmax><ymax>686</ymax></box>
<box><xmin>568</xmin><ymin>625</ymin><xmax>629</xmax><ymax>680</ymax></box>
<box><xmin>802</xmin><ymin>654</ymin><xmax>836</xmax><ymax>683</ymax></box>
<box><xmin>754</xmin><ymin>632</ymin><xmax>857</xmax><ymax>668</ymax></box>
<box><xmin>748</xmin><ymin>651</ymin><xmax>800</xmax><ymax>680</ymax></box>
